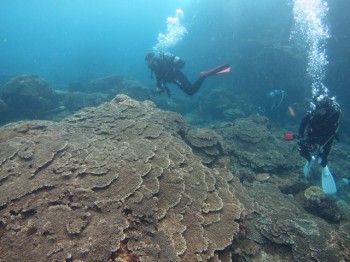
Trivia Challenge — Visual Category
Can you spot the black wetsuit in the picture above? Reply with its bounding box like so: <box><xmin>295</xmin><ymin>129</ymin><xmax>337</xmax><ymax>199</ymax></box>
<box><xmin>298</xmin><ymin>99</ymin><xmax>341</xmax><ymax>167</ymax></box>
<box><xmin>147</xmin><ymin>53</ymin><xmax>206</xmax><ymax>96</ymax></box>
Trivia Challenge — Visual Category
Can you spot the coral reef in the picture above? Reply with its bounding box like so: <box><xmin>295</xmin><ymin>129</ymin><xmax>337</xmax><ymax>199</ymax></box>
<box><xmin>1</xmin><ymin>94</ymin><xmax>349</xmax><ymax>261</ymax></box>
<box><xmin>214</xmin><ymin>115</ymin><xmax>301</xmax><ymax>173</ymax></box>
<box><xmin>0</xmin><ymin>95</ymin><xmax>242</xmax><ymax>261</ymax></box>
<box><xmin>241</xmin><ymin>183</ymin><xmax>348</xmax><ymax>261</ymax></box>
<box><xmin>296</xmin><ymin>186</ymin><xmax>342</xmax><ymax>223</ymax></box>
<box><xmin>185</xmin><ymin>128</ymin><xmax>224</xmax><ymax>165</ymax></box>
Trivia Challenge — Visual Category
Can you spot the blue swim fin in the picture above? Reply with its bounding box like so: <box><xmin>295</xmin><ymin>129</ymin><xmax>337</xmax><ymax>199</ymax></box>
<box><xmin>321</xmin><ymin>166</ymin><xmax>337</xmax><ymax>194</ymax></box>
<box><xmin>303</xmin><ymin>156</ymin><xmax>316</xmax><ymax>178</ymax></box>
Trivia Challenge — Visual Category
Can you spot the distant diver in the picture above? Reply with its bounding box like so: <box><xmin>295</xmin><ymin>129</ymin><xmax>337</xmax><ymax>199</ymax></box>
<box><xmin>298</xmin><ymin>96</ymin><xmax>342</xmax><ymax>194</ymax></box>
<box><xmin>145</xmin><ymin>52</ymin><xmax>230</xmax><ymax>96</ymax></box>
<box><xmin>268</xmin><ymin>89</ymin><xmax>285</xmax><ymax>111</ymax></box>
<box><xmin>257</xmin><ymin>89</ymin><xmax>286</xmax><ymax>119</ymax></box>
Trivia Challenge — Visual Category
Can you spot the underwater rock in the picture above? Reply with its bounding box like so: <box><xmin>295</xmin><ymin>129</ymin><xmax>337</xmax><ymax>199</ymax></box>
<box><xmin>185</xmin><ymin>128</ymin><xmax>224</xmax><ymax>165</ymax></box>
<box><xmin>59</xmin><ymin>91</ymin><xmax>109</xmax><ymax>112</ymax></box>
<box><xmin>86</xmin><ymin>74</ymin><xmax>126</xmax><ymax>93</ymax></box>
<box><xmin>0</xmin><ymin>95</ymin><xmax>242</xmax><ymax>261</ymax></box>
<box><xmin>74</xmin><ymin>75</ymin><xmax>151</xmax><ymax>102</ymax></box>
<box><xmin>0</xmin><ymin>98</ymin><xmax>7</xmax><ymax>113</ymax></box>
<box><xmin>115</xmin><ymin>79</ymin><xmax>151</xmax><ymax>102</ymax></box>
<box><xmin>0</xmin><ymin>75</ymin><xmax>59</xmax><ymax>123</ymax></box>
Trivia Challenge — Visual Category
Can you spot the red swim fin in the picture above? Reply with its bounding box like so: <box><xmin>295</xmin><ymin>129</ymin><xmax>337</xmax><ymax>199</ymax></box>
<box><xmin>200</xmin><ymin>64</ymin><xmax>231</xmax><ymax>77</ymax></box>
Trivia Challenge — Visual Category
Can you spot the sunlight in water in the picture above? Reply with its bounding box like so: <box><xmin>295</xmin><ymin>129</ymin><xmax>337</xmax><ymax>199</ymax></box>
<box><xmin>292</xmin><ymin>0</ymin><xmax>330</xmax><ymax>99</ymax></box>
<box><xmin>153</xmin><ymin>9</ymin><xmax>187</xmax><ymax>52</ymax></box>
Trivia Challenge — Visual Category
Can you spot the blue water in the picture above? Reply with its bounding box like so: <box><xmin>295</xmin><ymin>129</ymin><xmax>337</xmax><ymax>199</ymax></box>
<box><xmin>0</xmin><ymin>0</ymin><xmax>349</xmax><ymax>115</ymax></box>
<box><xmin>0</xmin><ymin>0</ymin><xmax>194</xmax><ymax>85</ymax></box>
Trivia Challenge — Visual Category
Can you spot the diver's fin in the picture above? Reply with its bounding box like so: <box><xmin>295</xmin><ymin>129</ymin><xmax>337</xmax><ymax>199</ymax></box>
<box><xmin>303</xmin><ymin>156</ymin><xmax>316</xmax><ymax>178</ymax></box>
<box><xmin>321</xmin><ymin>166</ymin><xmax>337</xmax><ymax>194</ymax></box>
<box><xmin>200</xmin><ymin>64</ymin><xmax>231</xmax><ymax>77</ymax></box>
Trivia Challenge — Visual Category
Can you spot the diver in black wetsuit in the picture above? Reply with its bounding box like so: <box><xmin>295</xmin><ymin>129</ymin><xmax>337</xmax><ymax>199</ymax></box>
<box><xmin>145</xmin><ymin>52</ymin><xmax>230</xmax><ymax>96</ymax></box>
<box><xmin>298</xmin><ymin>96</ymin><xmax>342</xmax><ymax>194</ymax></box>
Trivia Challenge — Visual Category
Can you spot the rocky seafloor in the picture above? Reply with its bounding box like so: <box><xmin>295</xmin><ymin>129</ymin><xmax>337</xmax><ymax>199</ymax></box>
<box><xmin>1</xmin><ymin>94</ymin><xmax>350</xmax><ymax>262</ymax></box>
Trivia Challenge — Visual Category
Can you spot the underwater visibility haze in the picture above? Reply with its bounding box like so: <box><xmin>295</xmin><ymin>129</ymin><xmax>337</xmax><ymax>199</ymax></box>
<box><xmin>0</xmin><ymin>0</ymin><xmax>350</xmax><ymax>261</ymax></box>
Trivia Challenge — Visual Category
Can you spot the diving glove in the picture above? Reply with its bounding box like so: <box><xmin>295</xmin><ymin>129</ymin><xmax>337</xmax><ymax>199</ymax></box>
<box><xmin>321</xmin><ymin>165</ymin><xmax>337</xmax><ymax>194</ymax></box>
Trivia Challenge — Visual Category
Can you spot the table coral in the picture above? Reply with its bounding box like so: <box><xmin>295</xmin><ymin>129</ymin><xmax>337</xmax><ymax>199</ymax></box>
<box><xmin>243</xmin><ymin>184</ymin><xmax>348</xmax><ymax>261</ymax></box>
<box><xmin>0</xmin><ymin>95</ymin><xmax>242</xmax><ymax>261</ymax></box>
<box><xmin>185</xmin><ymin>128</ymin><xmax>224</xmax><ymax>165</ymax></box>
<box><xmin>214</xmin><ymin>116</ymin><xmax>300</xmax><ymax>172</ymax></box>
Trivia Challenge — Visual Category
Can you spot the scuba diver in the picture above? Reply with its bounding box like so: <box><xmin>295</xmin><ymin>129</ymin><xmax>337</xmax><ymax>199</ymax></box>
<box><xmin>145</xmin><ymin>52</ymin><xmax>230</xmax><ymax>96</ymax></box>
<box><xmin>257</xmin><ymin>89</ymin><xmax>286</xmax><ymax>119</ymax></box>
<box><xmin>268</xmin><ymin>89</ymin><xmax>285</xmax><ymax>111</ymax></box>
<box><xmin>298</xmin><ymin>96</ymin><xmax>342</xmax><ymax>194</ymax></box>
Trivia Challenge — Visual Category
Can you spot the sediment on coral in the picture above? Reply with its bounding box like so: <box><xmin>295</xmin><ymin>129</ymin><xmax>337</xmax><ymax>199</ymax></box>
<box><xmin>0</xmin><ymin>94</ymin><xmax>242</xmax><ymax>262</ymax></box>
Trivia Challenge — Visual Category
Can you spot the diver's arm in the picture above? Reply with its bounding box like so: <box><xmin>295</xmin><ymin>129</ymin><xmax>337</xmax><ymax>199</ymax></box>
<box><xmin>298</xmin><ymin>114</ymin><xmax>311</xmax><ymax>138</ymax></box>
<box><xmin>156</xmin><ymin>75</ymin><xmax>162</xmax><ymax>89</ymax></box>
<box><xmin>333</xmin><ymin>111</ymin><xmax>341</xmax><ymax>132</ymax></box>
<box><xmin>326</xmin><ymin>111</ymin><xmax>342</xmax><ymax>137</ymax></box>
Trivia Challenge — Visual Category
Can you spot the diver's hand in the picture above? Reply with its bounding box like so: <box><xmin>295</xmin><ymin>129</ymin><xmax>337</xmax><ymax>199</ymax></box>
<box><xmin>155</xmin><ymin>85</ymin><xmax>171</xmax><ymax>97</ymax></box>
<box><xmin>297</xmin><ymin>138</ymin><xmax>307</xmax><ymax>148</ymax></box>
<box><xmin>298</xmin><ymin>139</ymin><xmax>318</xmax><ymax>152</ymax></box>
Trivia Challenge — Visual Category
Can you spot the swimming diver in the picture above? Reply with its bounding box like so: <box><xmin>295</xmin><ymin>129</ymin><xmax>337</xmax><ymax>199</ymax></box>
<box><xmin>298</xmin><ymin>95</ymin><xmax>342</xmax><ymax>194</ymax></box>
<box><xmin>145</xmin><ymin>52</ymin><xmax>230</xmax><ymax>96</ymax></box>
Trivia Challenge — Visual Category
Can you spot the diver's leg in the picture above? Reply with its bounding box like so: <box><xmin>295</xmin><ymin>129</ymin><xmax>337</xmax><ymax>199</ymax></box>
<box><xmin>189</xmin><ymin>76</ymin><xmax>206</xmax><ymax>95</ymax></box>
<box><xmin>319</xmin><ymin>138</ymin><xmax>333</xmax><ymax>167</ymax></box>
<box><xmin>300</xmin><ymin>145</ymin><xmax>313</xmax><ymax>177</ymax></box>
<box><xmin>319</xmin><ymin>138</ymin><xmax>336</xmax><ymax>194</ymax></box>
<box><xmin>173</xmin><ymin>71</ymin><xmax>206</xmax><ymax>96</ymax></box>
<box><xmin>299</xmin><ymin>146</ymin><xmax>312</xmax><ymax>162</ymax></box>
